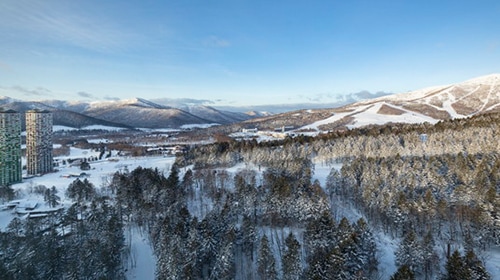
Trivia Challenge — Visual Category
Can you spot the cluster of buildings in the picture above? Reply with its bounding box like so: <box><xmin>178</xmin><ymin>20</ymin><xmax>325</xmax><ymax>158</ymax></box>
<box><xmin>0</xmin><ymin>109</ymin><xmax>53</xmax><ymax>186</ymax></box>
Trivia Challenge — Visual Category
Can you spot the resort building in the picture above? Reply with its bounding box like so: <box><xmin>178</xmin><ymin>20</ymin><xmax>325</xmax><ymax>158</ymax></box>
<box><xmin>0</xmin><ymin>109</ymin><xmax>22</xmax><ymax>186</ymax></box>
<box><xmin>26</xmin><ymin>109</ymin><xmax>53</xmax><ymax>175</ymax></box>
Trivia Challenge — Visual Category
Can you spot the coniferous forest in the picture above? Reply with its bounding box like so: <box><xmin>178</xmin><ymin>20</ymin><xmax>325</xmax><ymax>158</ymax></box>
<box><xmin>0</xmin><ymin>112</ymin><xmax>499</xmax><ymax>279</ymax></box>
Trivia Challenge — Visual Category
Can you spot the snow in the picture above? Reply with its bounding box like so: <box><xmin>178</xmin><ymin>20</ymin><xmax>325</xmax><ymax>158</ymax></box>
<box><xmin>375</xmin><ymin>232</ymin><xmax>398</xmax><ymax>278</ymax></box>
<box><xmin>485</xmin><ymin>247</ymin><xmax>500</xmax><ymax>279</ymax></box>
<box><xmin>125</xmin><ymin>226</ymin><xmax>156</xmax><ymax>279</ymax></box>
<box><xmin>87</xmin><ymin>138</ymin><xmax>113</xmax><ymax>144</ymax></box>
<box><xmin>53</xmin><ymin>125</ymin><xmax>78</xmax><ymax>131</ymax></box>
<box><xmin>138</xmin><ymin>128</ymin><xmax>180</xmax><ymax>133</ymax></box>
<box><xmin>295</xmin><ymin>73</ymin><xmax>500</xmax><ymax>133</ymax></box>
<box><xmin>53</xmin><ymin>125</ymin><xmax>126</xmax><ymax>131</ymax></box>
<box><xmin>301</xmin><ymin>102</ymin><xmax>438</xmax><ymax>131</ymax></box>
<box><xmin>383</xmin><ymin>85</ymin><xmax>450</xmax><ymax>102</ymax></box>
<box><xmin>345</xmin><ymin>103</ymin><xmax>438</xmax><ymax>129</ymax></box>
<box><xmin>80</xmin><ymin>125</ymin><xmax>128</xmax><ymax>131</ymax></box>
<box><xmin>442</xmin><ymin>99</ymin><xmax>464</xmax><ymax>118</ymax></box>
<box><xmin>180</xmin><ymin>123</ymin><xmax>220</xmax><ymax>129</ymax></box>
<box><xmin>461</xmin><ymin>73</ymin><xmax>500</xmax><ymax>85</ymax></box>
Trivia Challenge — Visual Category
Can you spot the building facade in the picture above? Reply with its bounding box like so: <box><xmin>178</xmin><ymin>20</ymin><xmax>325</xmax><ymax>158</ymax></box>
<box><xmin>26</xmin><ymin>109</ymin><xmax>53</xmax><ymax>175</ymax></box>
<box><xmin>0</xmin><ymin>109</ymin><xmax>22</xmax><ymax>186</ymax></box>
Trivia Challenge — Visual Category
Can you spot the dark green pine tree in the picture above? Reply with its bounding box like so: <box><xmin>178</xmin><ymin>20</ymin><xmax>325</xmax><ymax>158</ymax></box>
<box><xmin>257</xmin><ymin>235</ymin><xmax>278</xmax><ymax>280</ymax></box>
<box><xmin>305</xmin><ymin>246</ymin><xmax>345</xmax><ymax>280</ymax></box>
<box><xmin>304</xmin><ymin>210</ymin><xmax>336</xmax><ymax>256</ymax></box>
<box><xmin>167</xmin><ymin>164</ymin><xmax>180</xmax><ymax>189</ymax></box>
<box><xmin>102</xmin><ymin>211</ymin><xmax>125</xmax><ymax>279</ymax></box>
<box><xmin>44</xmin><ymin>186</ymin><xmax>60</xmax><ymax>208</ymax></box>
<box><xmin>211</xmin><ymin>227</ymin><xmax>236</xmax><ymax>280</ymax></box>
<box><xmin>391</xmin><ymin>265</ymin><xmax>416</xmax><ymax>280</ymax></box>
<box><xmin>464</xmin><ymin>250</ymin><xmax>491</xmax><ymax>280</ymax></box>
<box><xmin>282</xmin><ymin>233</ymin><xmax>302</xmax><ymax>280</ymax></box>
<box><xmin>395</xmin><ymin>229</ymin><xmax>422</xmax><ymax>274</ymax></box>
<box><xmin>443</xmin><ymin>250</ymin><xmax>471</xmax><ymax>280</ymax></box>
<box><xmin>422</xmin><ymin>231</ymin><xmax>439</xmax><ymax>279</ymax></box>
<box><xmin>241</xmin><ymin>215</ymin><xmax>256</xmax><ymax>260</ymax></box>
<box><xmin>353</xmin><ymin>218</ymin><xmax>378</xmax><ymax>277</ymax></box>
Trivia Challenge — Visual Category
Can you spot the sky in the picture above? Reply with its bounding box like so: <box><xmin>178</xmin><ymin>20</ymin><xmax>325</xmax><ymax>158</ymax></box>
<box><xmin>0</xmin><ymin>0</ymin><xmax>499</xmax><ymax>106</ymax></box>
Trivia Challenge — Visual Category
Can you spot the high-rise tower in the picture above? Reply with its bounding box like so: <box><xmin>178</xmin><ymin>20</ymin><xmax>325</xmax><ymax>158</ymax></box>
<box><xmin>26</xmin><ymin>109</ymin><xmax>53</xmax><ymax>175</ymax></box>
<box><xmin>0</xmin><ymin>108</ymin><xmax>22</xmax><ymax>186</ymax></box>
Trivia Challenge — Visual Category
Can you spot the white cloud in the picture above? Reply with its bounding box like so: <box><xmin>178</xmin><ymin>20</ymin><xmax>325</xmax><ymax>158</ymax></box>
<box><xmin>0</xmin><ymin>85</ymin><xmax>53</xmax><ymax>98</ymax></box>
<box><xmin>77</xmin><ymin>91</ymin><xmax>95</xmax><ymax>99</ymax></box>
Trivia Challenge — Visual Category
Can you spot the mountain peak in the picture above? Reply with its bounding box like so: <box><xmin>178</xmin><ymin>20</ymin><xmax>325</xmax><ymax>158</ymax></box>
<box><xmin>461</xmin><ymin>73</ymin><xmax>500</xmax><ymax>85</ymax></box>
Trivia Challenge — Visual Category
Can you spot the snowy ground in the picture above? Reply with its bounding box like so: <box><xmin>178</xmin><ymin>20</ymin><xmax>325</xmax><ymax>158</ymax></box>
<box><xmin>124</xmin><ymin>226</ymin><xmax>156</xmax><ymax>280</ymax></box>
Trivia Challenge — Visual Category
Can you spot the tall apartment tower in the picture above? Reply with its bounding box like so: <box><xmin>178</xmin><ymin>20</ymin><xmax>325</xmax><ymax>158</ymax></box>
<box><xmin>26</xmin><ymin>109</ymin><xmax>53</xmax><ymax>175</ymax></box>
<box><xmin>0</xmin><ymin>108</ymin><xmax>22</xmax><ymax>186</ymax></box>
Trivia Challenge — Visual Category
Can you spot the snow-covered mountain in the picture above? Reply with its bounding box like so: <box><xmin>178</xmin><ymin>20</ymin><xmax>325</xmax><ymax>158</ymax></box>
<box><xmin>0</xmin><ymin>97</ymin><xmax>254</xmax><ymax>129</ymax></box>
<box><xmin>239</xmin><ymin>74</ymin><xmax>500</xmax><ymax>132</ymax></box>
<box><xmin>311</xmin><ymin>73</ymin><xmax>500</xmax><ymax>130</ymax></box>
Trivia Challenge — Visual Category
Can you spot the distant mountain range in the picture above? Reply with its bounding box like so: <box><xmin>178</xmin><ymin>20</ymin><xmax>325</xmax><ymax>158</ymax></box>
<box><xmin>1</xmin><ymin>74</ymin><xmax>499</xmax><ymax>131</ymax></box>
<box><xmin>239</xmin><ymin>74</ymin><xmax>500</xmax><ymax>132</ymax></box>
<box><xmin>0</xmin><ymin>97</ymin><xmax>257</xmax><ymax>129</ymax></box>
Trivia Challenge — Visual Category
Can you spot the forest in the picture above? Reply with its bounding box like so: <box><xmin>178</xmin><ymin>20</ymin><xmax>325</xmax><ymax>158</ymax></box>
<box><xmin>0</xmin><ymin>112</ymin><xmax>498</xmax><ymax>279</ymax></box>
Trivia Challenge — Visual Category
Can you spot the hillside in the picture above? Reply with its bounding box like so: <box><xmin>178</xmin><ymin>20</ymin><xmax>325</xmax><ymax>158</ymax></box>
<box><xmin>238</xmin><ymin>74</ymin><xmax>500</xmax><ymax>132</ymax></box>
<box><xmin>312</xmin><ymin>74</ymin><xmax>500</xmax><ymax>130</ymax></box>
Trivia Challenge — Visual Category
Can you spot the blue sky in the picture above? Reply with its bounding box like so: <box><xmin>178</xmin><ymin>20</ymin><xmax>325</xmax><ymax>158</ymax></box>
<box><xmin>0</xmin><ymin>0</ymin><xmax>499</xmax><ymax>106</ymax></box>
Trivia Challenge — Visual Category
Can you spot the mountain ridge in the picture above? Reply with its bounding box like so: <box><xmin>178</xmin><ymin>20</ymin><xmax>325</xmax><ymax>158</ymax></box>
<box><xmin>236</xmin><ymin>74</ymin><xmax>500</xmax><ymax>132</ymax></box>
<box><xmin>0</xmin><ymin>96</ymin><xmax>254</xmax><ymax>129</ymax></box>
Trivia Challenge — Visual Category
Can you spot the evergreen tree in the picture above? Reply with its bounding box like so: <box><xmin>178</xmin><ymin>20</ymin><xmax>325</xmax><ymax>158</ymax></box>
<box><xmin>304</xmin><ymin>210</ymin><xmax>336</xmax><ymax>257</ymax></box>
<box><xmin>443</xmin><ymin>250</ymin><xmax>471</xmax><ymax>280</ymax></box>
<box><xmin>282</xmin><ymin>233</ymin><xmax>302</xmax><ymax>280</ymax></box>
<box><xmin>211</xmin><ymin>228</ymin><xmax>236</xmax><ymax>280</ymax></box>
<box><xmin>391</xmin><ymin>265</ymin><xmax>416</xmax><ymax>280</ymax></box>
<box><xmin>66</xmin><ymin>178</ymin><xmax>96</xmax><ymax>204</ymax></box>
<box><xmin>241</xmin><ymin>215</ymin><xmax>256</xmax><ymax>260</ymax></box>
<box><xmin>464</xmin><ymin>250</ymin><xmax>491</xmax><ymax>280</ymax></box>
<box><xmin>257</xmin><ymin>235</ymin><xmax>278</xmax><ymax>280</ymax></box>
<box><xmin>305</xmin><ymin>247</ymin><xmax>345</xmax><ymax>280</ymax></box>
<box><xmin>422</xmin><ymin>231</ymin><xmax>439</xmax><ymax>280</ymax></box>
<box><xmin>395</xmin><ymin>229</ymin><xmax>423</xmax><ymax>274</ymax></box>
<box><xmin>44</xmin><ymin>186</ymin><xmax>60</xmax><ymax>208</ymax></box>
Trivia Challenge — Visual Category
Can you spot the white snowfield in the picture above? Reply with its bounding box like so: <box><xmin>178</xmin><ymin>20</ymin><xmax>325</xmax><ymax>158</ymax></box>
<box><xmin>302</xmin><ymin>102</ymin><xmax>438</xmax><ymax>131</ymax></box>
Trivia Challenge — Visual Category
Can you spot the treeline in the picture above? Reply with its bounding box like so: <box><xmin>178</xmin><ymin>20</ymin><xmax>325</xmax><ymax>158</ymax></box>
<box><xmin>0</xmin><ymin>179</ymin><xmax>125</xmax><ymax>279</ymax></box>
<box><xmin>109</xmin><ymin>164</ymin><xmax>378</xmax><ymax>279</ymax></box>
<box><xmin>177</xmin><ymin>112</ymin><xmax>500</xmax><ymax>169</ymax></box>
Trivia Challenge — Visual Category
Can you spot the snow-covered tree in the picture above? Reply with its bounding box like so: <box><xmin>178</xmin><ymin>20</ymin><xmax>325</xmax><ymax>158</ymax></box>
<box><xmin>395</xmin><ymin>229</ymin><xmax>423</xmax><ymax>275</ymax></box>
<box><xmin>282</xmin><ymin>233</ymin><xmax>302</xmax><ymax>280</ymax></box>
<box><xmin>391</xmin><ymin>265</ymin><xmax>415</xmax><ymax>280</ymax></box>
<box><xmin>257</xmin><ymin>235</ymin><xmax>277</xmax><ymax>280</ymax></box>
